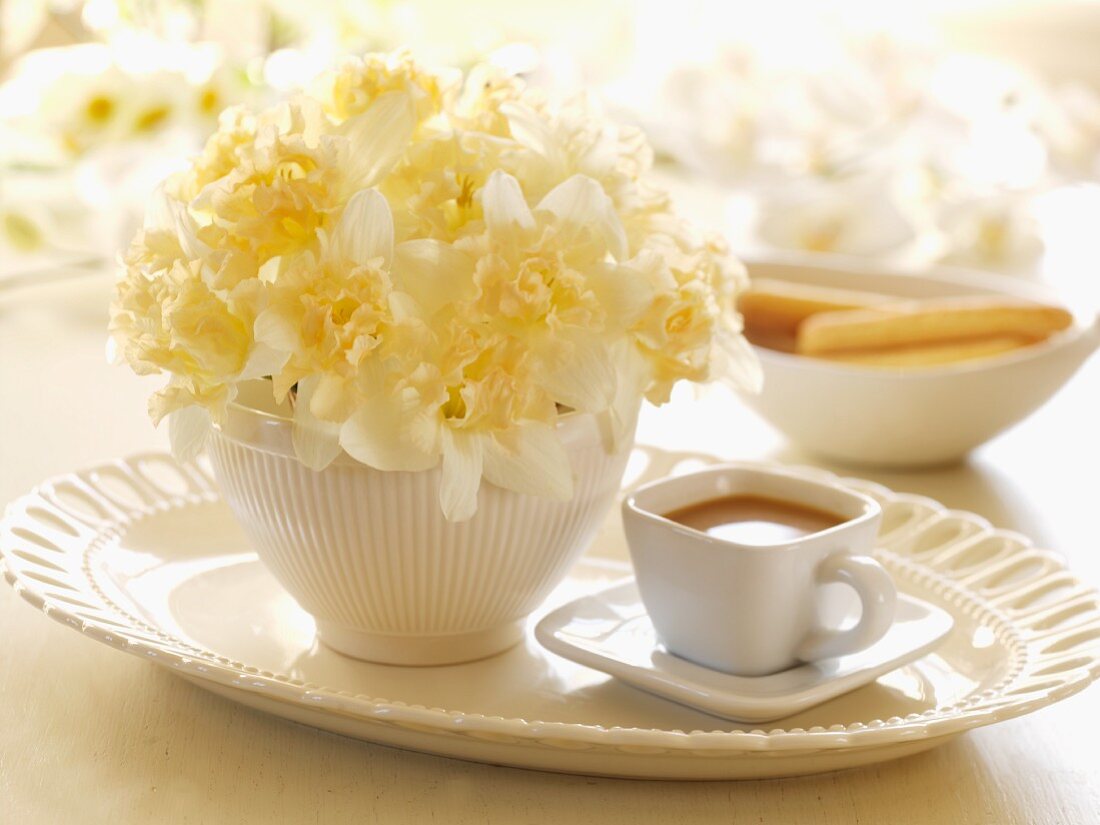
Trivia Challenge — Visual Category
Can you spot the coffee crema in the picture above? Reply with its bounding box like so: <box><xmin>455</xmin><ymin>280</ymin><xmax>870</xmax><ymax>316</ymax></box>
<box><xmin>662</xmin><ymin>494</ymin><xmax>845</xmax><ymax>545</ymax></box>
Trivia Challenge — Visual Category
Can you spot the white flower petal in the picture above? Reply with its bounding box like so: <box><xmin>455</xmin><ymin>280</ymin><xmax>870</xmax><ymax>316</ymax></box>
<box><xmin>340</xmin><ymin>395</ymin><xmax>439</xmax><ymax>473</ymax></box>
<box><xmin>291</xmin><ymin>376</ymin><xmax>343</xmax><ymax>471</ymax></box>
<box><xmin>576</xmin><ymin>125</ymin><xmax>620</xmax><ymax>179</ymax></box>
<box><xmin>536</xmin><ymin>175</ymin><xmax>627</xmax><ymax>260</ymax></box>
<box><xmin>482</xmin><ymin>170</ymin><xmax>535</xmax><ymax>236</ymax></box>
<box><xmin>393</xmin><ymin>239</ymin><xmax>475</xmax><ymax>316</ymax></box>
<box><xmin>333</xmin><ymin>188</ymin><xmax>394</xmax><ymax>267</ymax></box>
<box><xmin>257</xmin><ymin>256</ymin><xmax>282</xmax><ymax>283</ymax></box>
<box><xmin>541</xmin><ymin>336</ymin><xmax>616</xmax><ymax>413</ymax></box>
<box><xmin>387</xmin><ymin>290</ymin><xmax>422</xmax><ymax>321</ymax></box>
<box><xmin>310</xmin><ymin>373</ymin><xmax>357</xmax><ymax>421</ymax></box>
<box><xmin>714</xmin><ymin>326</ymin><xmax>763</xmax><ymax>394</ymax></box>
<box><xmin>500</xmin><ymin>102</ymin><xmax>565</xmax><ymax>170</ymax></box>
<box><xmin>238</xmin><ymin>341</ymin><xmax>289</xmax><ymax>381</ymax></box>
<box><xmin>144</xmin><ymin>184</ymin><xmax>206</xmax><ymax>259</ymax></box>
<box><xmin>587</xmin><ymin>260</ymin><xmax>655</xmax><ymax>329</ymax></box>
<box><xmin>339</xmin><ymin>91</ymin><xmax>416</xmax><ymax>189</ymax></box>
<box><xmin>254</xmin><ymin>308</ymin><xmax>300</xmax><ymax>353</ymax></box>
<box><xmin>483</xmin><ymin>422</ymin><xmax>573</xmax><ymax>501</ymax></box>
<box><xmin>168</xmin><ymin>405</ymin><xmax>211</xmax><ymax>464</ymax></box>
<box><xmin>602</xmin><ymin>342</ymin><xmax>647</xmax><ymax>453</ymax></box>
<box><xmin>439</xmin><ymin>429</ymin><xmax>484</xmax><ymax>522</ymax></box>
<box><xmin>143</xmin><ymin>184</ymin><xmax>181</xmax><ymax>232</ymax></box>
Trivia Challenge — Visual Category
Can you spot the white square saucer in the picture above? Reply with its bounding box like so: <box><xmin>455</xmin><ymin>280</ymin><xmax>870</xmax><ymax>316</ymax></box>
<box><xmin>534</xmin><ymin>579</ymin><xmax>954</xmax><ymax>724</ymax></box>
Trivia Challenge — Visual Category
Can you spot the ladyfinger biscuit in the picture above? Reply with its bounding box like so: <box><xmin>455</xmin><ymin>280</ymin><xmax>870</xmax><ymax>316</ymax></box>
<box><xmin>816</xmin><ymin>335</ymin><xmax>1031</xmax><ymax>368</ymax></box>
<box><xmin>797</xmin><ymin>297</ymin><xmax>1073</xmax><ymax>355</ymax></box>
<box><xmin>738</xmin><ymin>278</ymin><xmax>894</xmax><ymax>337</ymax></box>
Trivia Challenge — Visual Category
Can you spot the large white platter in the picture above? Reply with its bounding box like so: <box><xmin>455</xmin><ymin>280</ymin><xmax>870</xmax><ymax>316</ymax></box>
<box><xmin>2</xmin><ymin>450</ymin><xmax>1098</xmax><ymax>780</ymax></box>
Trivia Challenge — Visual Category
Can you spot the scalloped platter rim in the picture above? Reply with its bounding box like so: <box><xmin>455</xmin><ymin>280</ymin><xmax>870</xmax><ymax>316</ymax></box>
<box><xmin>2</xmin><ymin>450</ymin><xmax>1098</xmax><ymax>780</ymax></box>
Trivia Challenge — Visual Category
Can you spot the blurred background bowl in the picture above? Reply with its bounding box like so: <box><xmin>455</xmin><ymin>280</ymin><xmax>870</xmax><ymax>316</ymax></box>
<box><xmin>738</xmin><ymin>254</ymin><xmax>1100</xmax><ymax>468</ymax></box>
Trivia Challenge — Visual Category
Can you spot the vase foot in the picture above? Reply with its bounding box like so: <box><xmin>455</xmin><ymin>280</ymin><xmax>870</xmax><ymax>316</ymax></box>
<box><xmin>315</xmin><ymin>620</ymin><xmax>526</xmax><ymax>666</ymax></box>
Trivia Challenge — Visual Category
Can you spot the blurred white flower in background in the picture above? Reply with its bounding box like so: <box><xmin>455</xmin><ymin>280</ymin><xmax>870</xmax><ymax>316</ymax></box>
<box><xmin>1</xmin><ymin>0</ymin><xmax>53</xmax><ymax>60</ymax></box>
<box><xmin>936</xmin><ymin>191</ymin><xmax>1044</xmax><ymax>273</ymax></box>
<box><xmin>6</xmin><ymin>44</ymin><xmax>192</xmax><ymax>157</ymax></box>
<box><xmin>0</xmin><ymin>28</ymin><xmax>265</xmax><ymax>274</ymax></box>
<box><xmin>609</xmin><ymin>10</ymin><xmax>1098</xmax><ymax>277</ymax></box>
<box><xmin>1038</xmin><ymin>83</ymin><xmax>1100</xmax><ymax>180</ymax></box>
<box><xmin>0</xmin><ymin>0</ymin><xmax>636</xmax><ymax>282</ymax></box>
<box><xmin>755</xmin><ymin>172</ymin><xmax>918</xmax><ymax>258</ymax></box>
<box><xmin>0</xmin><ymin>166</ymin><xmax>101</xmax><ymax>252</ymax></box>
<box><xmin>1</xmin><ymin>0</ymin><xmax>1099</xmax><ymax>284</ymax></box>
<box><xmin>1</xmin><ymin>198</ymin><xmax>49</xmax><ymax>256</ymax></box>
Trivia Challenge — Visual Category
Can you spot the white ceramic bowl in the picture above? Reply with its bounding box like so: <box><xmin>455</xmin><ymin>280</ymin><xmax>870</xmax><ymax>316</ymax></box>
<box><xmin>740</xmin><ymin>254</ymin><xmax>1100</xmax><ymax>468</ymax></box>
<box><xmin>206</xmin><ymin>383</ymin><xmax>634</xmax><ymax>666</ymax></box>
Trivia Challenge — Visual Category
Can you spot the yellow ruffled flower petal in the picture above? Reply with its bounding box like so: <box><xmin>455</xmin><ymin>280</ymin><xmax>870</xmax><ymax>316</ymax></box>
<box><xmin>317</xmin><ymin>51</ymin><xmax>457</xmax><ymax>127</ymax></box>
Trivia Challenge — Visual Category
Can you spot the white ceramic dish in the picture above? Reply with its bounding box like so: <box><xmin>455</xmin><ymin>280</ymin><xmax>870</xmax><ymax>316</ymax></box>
<box><xmin>740</xmin><ymin>254</ymin><xmax>1100</xmax><ymax>467</ymax></box>
<box><xmin>2</xmin><ymin>451</ymin><xmax>1099</xmax><ymax>780</ymax></box>
<box><xmin>207</xmin><ymin>382</ymin><xmax>633</xmax><ymax>666</ymax></box>
<box><xmin>536</xmin><ymin>581</ymin><xmax>953</xmax><ymax>723</ymax></box>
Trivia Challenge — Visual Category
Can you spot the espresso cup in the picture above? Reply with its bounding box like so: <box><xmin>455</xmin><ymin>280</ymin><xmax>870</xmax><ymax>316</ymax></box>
<box><xmin>622</xmin><ymin>464</ymin><xmax>896</xmax><ymax>677</ymax></box>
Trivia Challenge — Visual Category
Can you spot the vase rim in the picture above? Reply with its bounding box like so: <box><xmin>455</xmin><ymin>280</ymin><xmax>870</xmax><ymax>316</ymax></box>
<box><xmin>225</xmin><ymin>380</ymin><xmax>586</xmax><ymax>427</ymax></box>
<box><xmin>217</xmin><ymin>381</ymin><xmax>612</xmax><ymax>465</ymax></box>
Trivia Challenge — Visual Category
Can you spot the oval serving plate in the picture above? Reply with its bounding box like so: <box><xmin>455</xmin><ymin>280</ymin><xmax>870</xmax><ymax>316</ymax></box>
<box><xmin>2</xmin><ymin>451</ymin><xmax>1099</xmax><ymax>780</ymax></box>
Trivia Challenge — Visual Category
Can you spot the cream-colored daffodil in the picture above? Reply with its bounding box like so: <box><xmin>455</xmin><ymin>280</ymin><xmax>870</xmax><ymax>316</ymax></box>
<box><xmin>113</xmin><ymin>50</ymin><xmax>758</xmax><ymax>522</ymax></box>
<box><xmin>462</xmin><ymin>170</ymin><xmax>644</xmax><ymax>415</ymax></box>
<box><xmin>255</xmin><ymin>188</ymin><xmax>421</xmax><ymax>469</ymax></box>
<box><xmin>315</xmin><ymin>51</ymin><xmax>458</xmax><ymax>128</ymax></box>
<box><xmin>110</xmin><ymin>186</ymin><xmax>287</xmax><ymax>457</ymax></box>
<box><xmin>339</xmin><ymin>321</ymin><xmax>570</xmax><ymax>522</ymax></box>
<box><xmin>188</xmin><ymin>92</ymin><xmax>416</xmax><ymax>279</ymax></box>
<box><xmin>497</xmin><ymin>96</ymin><xmax>654</xmax><ymax>226</ymax></box>
<box><xmin>336</xmin><ymin>170</ymin><xmax>659</xmax><ymax>519</ymax></box>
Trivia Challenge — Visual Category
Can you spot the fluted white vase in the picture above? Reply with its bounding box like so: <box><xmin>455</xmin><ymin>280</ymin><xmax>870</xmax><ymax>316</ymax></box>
<box><xmin>206</xmin><ymin>386</ymin><xmax>634</xmax><ymax>666</ymax></box>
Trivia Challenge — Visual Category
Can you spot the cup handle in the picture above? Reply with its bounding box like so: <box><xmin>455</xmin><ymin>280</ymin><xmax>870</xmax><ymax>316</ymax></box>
<box><xmin>796</xmin><ymin>554</ymin><xmax>897</xmax><ymax>663</ymax></box>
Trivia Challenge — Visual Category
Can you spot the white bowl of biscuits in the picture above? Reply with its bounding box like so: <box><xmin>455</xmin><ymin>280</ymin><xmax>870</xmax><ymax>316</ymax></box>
<box><xmin>737</xmin><ymin>255</ymin><xmax>1100</xmax><ymax>468</ymax></box>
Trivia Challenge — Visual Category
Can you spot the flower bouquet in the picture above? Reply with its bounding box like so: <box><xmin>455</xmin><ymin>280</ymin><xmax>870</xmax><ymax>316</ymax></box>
<box><xmin>110</xmin><ymin>51</ymin><xmax>758</xmax><ymax>663</ymax></box>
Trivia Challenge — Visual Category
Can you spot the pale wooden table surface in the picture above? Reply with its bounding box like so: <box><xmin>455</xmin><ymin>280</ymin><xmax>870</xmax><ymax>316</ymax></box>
<box><xmin>1</xmin><ymin>270</ymin><xmax>1098</xmax><ymax>824</ymax></box>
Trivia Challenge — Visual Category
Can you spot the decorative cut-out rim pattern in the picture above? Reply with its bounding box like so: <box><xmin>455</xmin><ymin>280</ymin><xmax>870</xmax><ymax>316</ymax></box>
<box><xmin>2</xmin><ymin>452</ymin><xmax>1099</xmax><ymax>756</ymax></box>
